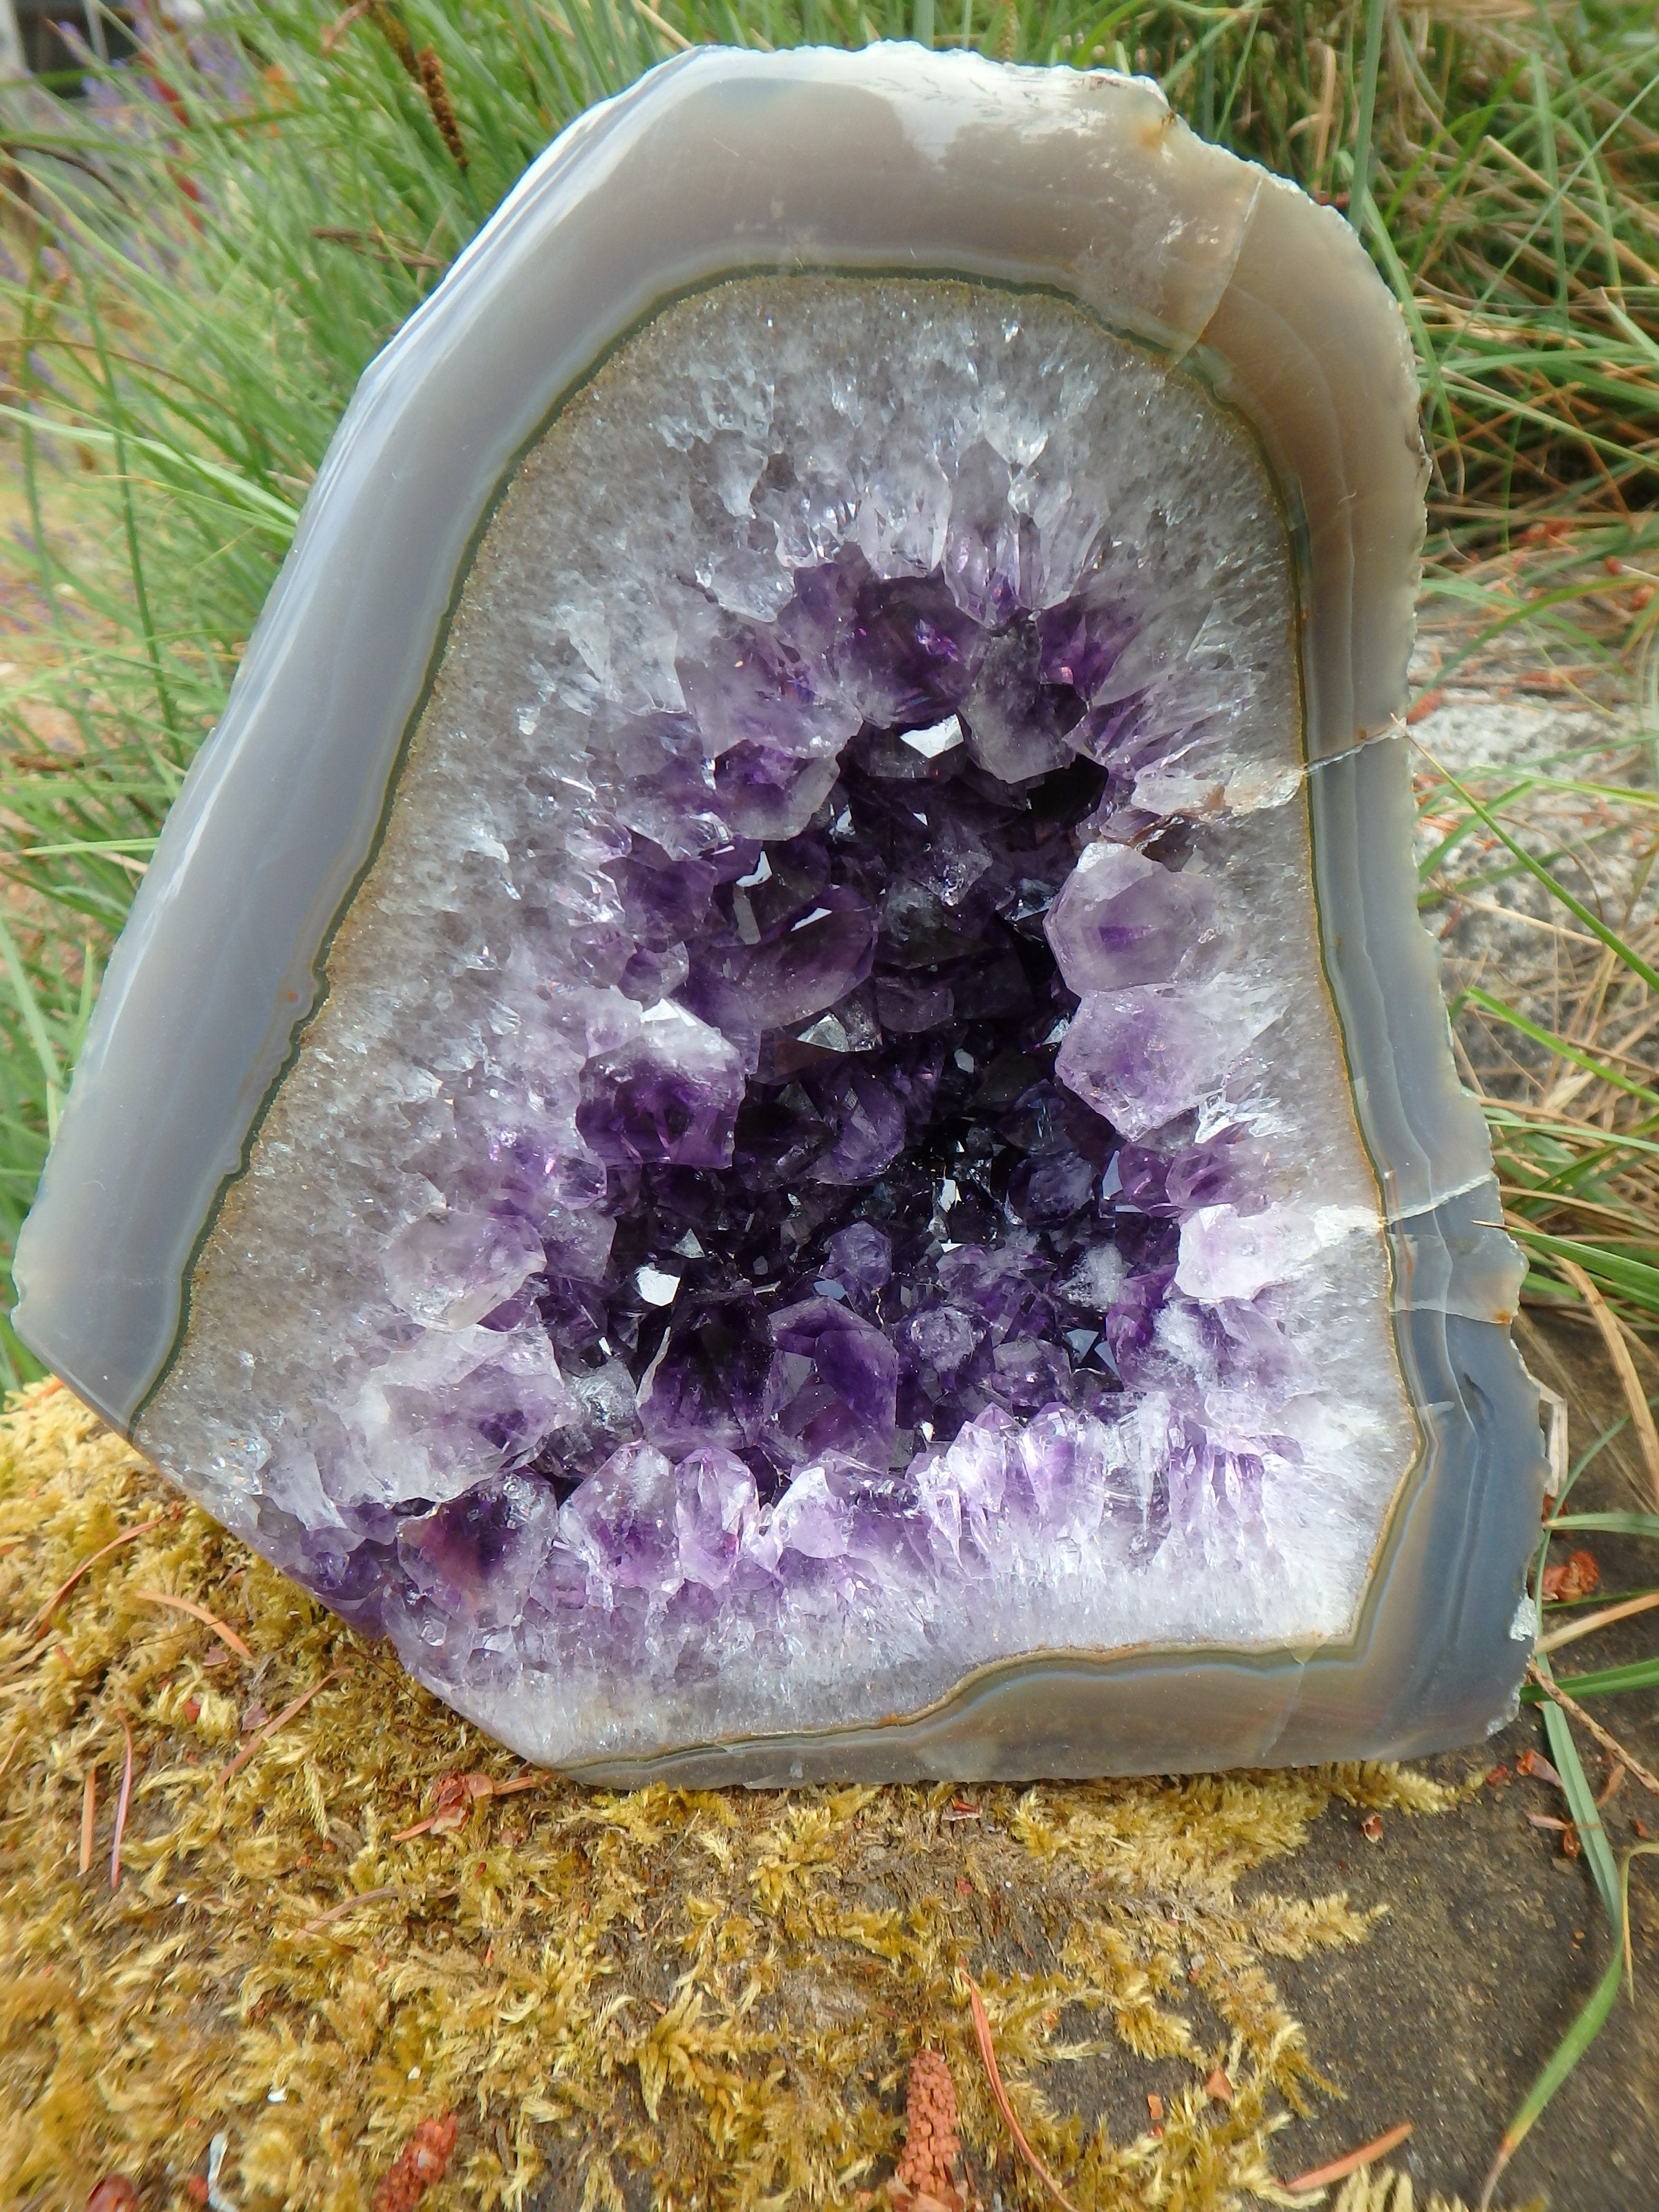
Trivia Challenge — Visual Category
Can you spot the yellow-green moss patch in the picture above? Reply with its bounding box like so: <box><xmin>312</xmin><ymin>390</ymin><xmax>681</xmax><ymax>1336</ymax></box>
<box><xmin>0</xmin><ymin>1382</ymin><xmax>1470</xmax><ymax>2212</ymax></box>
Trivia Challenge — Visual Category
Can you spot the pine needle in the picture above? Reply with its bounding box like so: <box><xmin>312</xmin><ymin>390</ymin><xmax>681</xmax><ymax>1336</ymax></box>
<box><xmin>26</xmin><ymin>1516</ymin><xmax>169</xmax><ymax>1637</ymax></box>
<box><xmin>962</xmin><ymin>1972</ymin><xmax>1078</xmax><ymax>2212</ymax></box>
<box><xmin>109</xmin><ymin>1721</ymin><xmax>133</xmax><ymax>1891</ymax></box>
<box><xmin>220</xmin><ymin>1669</ymin><xmax>343</xmax><ymax>1786</ymax></box>
<box><xmin>1287</xmin><ymin>2121</ymin><xmax>1414</xmax><ymax>2193</ymax></box>
<box><xmin>289</xmin><ymin>1883</ymin><xmax>400</xmax><ymax>1939</ymax></box>
<box><xmin>131</xmin><ymin>1588</ymin><xmax>252</xmax><ymax>1660</ymax></box>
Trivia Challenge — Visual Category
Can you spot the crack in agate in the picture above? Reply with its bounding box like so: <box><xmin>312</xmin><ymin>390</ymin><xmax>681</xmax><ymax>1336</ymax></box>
<box><xmin>136</xmin><ymin>278</ymin><xmax>1418</xmax><ymax>1763</ymax></box>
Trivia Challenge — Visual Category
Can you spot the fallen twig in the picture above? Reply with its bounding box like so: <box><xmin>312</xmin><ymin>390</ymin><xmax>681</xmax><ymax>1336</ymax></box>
<box><xmin>79</xmin><ymin>1765</ymin><xmax>96</xmax><ymax>1875</ymax></box>
<box><xmin>1537</xmin><ymin>1587</ymin><xmax>1659</xmax><ymax>1654</ymax></box>
<box><xmin>1285</xmin><ymin>2119</ymin><xmax>1413</xmax><ymax>2193</ymax></box>
<box><xmin>290</xmin><ymin>1884</ymin><xmax>400</xmax><ymax>1939</ymax></box>
<box><xmin>962</xmin><ymin>1972</ymin><xmax>1077</xmax><ymax>2212</ymax></box>
<box><xmin>220</xmin><ymin>1670</ymin><xmax>342</xmax><ymax>1786</ymax></box>
<box><xmin>132</xmin><ymin>1589</ymin><xmax>252</xmax><ymax>1660</ymax></box>
<box><xmin>1528</xmin><ymin>1663</ymin><xmax>1659</xmax><ymax>1801</ymax></box>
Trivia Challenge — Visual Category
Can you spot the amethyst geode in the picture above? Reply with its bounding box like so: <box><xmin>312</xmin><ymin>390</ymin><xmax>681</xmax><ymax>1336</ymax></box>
<box><xmin>15</xmin><ymin>50</ymin><xmax>1546</xmax><ymax>1779</ymax></box>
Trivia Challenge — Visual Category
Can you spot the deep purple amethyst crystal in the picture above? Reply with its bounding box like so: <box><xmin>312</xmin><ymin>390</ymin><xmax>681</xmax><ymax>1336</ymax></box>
<box><xmin>456</xmin><ymin>508</ymin><xmax>1304</xmax><ymax>1572</ymax></box>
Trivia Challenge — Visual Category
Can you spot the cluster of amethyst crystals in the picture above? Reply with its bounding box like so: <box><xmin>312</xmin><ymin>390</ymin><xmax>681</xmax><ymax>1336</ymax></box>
<box><xmin>143</xmin><ymin>280</ymin><xmax>1412</xmax><ymax>1756</ymax></box>
<box><xmin>577</xmin><ymin>734</ymin><xmax>1215</xmax><ymax>1467</ymax></box>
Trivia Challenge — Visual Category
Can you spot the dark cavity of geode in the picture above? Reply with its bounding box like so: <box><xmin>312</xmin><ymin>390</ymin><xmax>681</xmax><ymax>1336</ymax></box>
<box><xmin>561</xmin><ymin>611</ymin><xmax>1128</xmax><ymax>1500</ymax></box>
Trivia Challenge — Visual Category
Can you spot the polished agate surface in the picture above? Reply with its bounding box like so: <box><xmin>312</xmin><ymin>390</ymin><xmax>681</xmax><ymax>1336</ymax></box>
<box><xmin>14</xmin><ymin>48</ymin><xmax>1544</xmax><ymax>1779</ymax></box>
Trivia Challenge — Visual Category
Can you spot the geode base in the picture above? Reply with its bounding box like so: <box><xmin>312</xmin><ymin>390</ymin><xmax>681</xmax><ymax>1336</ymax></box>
<box><xmin>13</xmin><ymin>50</ymin><xmax>1545</xmax><ymax>1779</ymax></box>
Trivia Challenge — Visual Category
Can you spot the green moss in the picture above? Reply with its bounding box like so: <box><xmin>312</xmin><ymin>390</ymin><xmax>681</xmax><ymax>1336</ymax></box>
<box><xmin>0</xmin><ymin>1382</ymin><xmax>1470</xmax><ymax>2211</ymax></box>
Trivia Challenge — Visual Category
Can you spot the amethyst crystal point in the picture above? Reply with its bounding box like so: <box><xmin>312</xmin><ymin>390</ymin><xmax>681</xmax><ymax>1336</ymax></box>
<box><xmin>15</xmin><ymin>48</ymin><xmax>1546</xmax><ymax>1781</ymax></box>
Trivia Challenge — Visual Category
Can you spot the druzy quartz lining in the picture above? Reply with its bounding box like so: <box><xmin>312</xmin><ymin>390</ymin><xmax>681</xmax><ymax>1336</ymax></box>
<box><xmin>134</xmin><ymin>279</ymin><xmax>1415</xmax><ymax>1761</ymax></box>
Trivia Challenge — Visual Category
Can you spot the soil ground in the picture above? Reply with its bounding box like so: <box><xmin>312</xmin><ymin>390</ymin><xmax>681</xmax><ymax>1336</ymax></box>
<box><xmin>1262</xmin><ymin>1312</ymin><xmax>1659</xmax><ymax>2211</ymax></box>
<box><xmin>1018</xmin><ymin>1313</ymin><xmax>1659</xmax><ymax>2212</ymax></box>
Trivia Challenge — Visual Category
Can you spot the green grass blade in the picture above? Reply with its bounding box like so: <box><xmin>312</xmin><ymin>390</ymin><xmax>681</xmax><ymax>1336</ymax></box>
<box><xmin>1417</xmin><ymin>763</ymin><xmax>1659</xmax><ymax>1002</ymax></box>
<box><xmin>1508</xmin><ymin>1230</ymin><xmax>1659</xmax><ymax>1324</ymax></box>
<box><xmin>1456</xmin><ymin>986</ymin><xmax>1659</xmax><ymax>1114</ymax></box>
<box><xmin>1521</xmin><ymin>1656</ymin><xmax>1659</xmax><ymax>1701</ymax></box>
<box><xmin>0</xmin><ymin>916</ymin><xmax>64</xmax><ymax>1143</ymax></box>
<box><xmin>1548</xmin><ymin>1511</ymin><xmax>1659</xmax><ymax>1542</ymax></box>
<box><xmin>1478</xmin><ymin>1845</ymin><xmax>1659</xmax><ymax>2211</ymax></box>
<box><xmin>1348</xmin><ymin>0</ymin><xmax>1388</xmax><ymax>239</ymax></box>
<box><xmin>0</xmin><ymin>404</ymin><xmax>302</xmax><ymax>536</ymax></box>
<box><xmin>1537</xmin><ymin>1662</ymin><xmax>1620</xmax><ymax>1919</ymax></box>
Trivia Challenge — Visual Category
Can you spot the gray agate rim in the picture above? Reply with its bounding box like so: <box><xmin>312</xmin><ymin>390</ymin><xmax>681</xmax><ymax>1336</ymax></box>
<box><xmin>13</xmin><ymin>44</ymin><xmax>1545</xmax><ymax>1773</ymax></box>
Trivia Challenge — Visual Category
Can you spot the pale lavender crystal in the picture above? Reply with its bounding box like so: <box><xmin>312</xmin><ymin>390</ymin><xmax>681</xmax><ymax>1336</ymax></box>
<box><xmin>383</xmin><ymin>1208</ymin><xmax>547</xmax><ymax>1329</ymax></box>
<box><xmin>562</xmin><ymin>1441</ymin><xmax>685</xmax><ymax>1600</ymax></box>
<box><xmin>821</xmin><ymin>1220</ymin><xmax>892</xmax><ymax>1295</ymax></box>
<box><xmin>1043</xmin><ymin>841</ymin><xmax>1220</xmax><ymax>991</ymax></box>
<box><xmin>576</xmin><ymin>1006</ymin><xmax>745</xmax><ymax>1168</ymax></box>
<box><xmin>674</xmin><ymin>1446</ymin><xmax>760</xmax><ymax>1591</ymax></box>
<box><xmin>1055</xmin><ymin>976</ymin><xmax>1284</xmax><ymax>1138</ymax></box>
<box><xmin>397</xmin><ymin>1470</ymin><xmax>559</xmax><ymax>1632</ymax></box>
